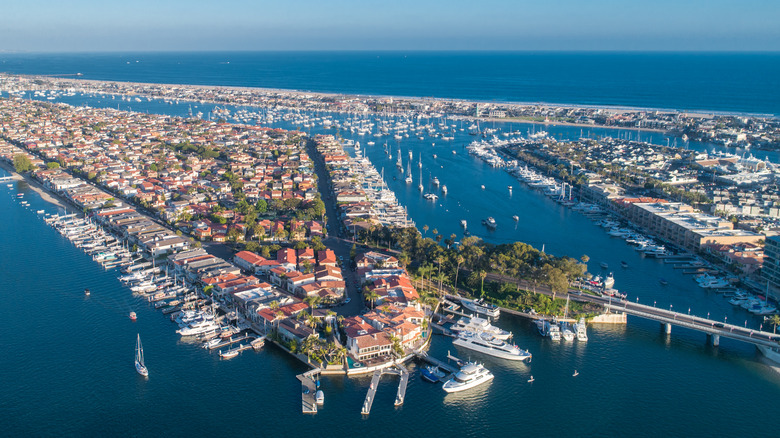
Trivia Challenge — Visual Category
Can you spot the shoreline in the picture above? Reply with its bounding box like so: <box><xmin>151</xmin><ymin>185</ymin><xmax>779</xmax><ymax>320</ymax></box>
<box><xmin>0</xmin><ymin>161</ymin><xmax>69</xmax><ymax>210</ymax></box>
<box><xmin>9</xmin><ymin>73</ymin><xmax>776</xmax><ymax>121</ymax></box>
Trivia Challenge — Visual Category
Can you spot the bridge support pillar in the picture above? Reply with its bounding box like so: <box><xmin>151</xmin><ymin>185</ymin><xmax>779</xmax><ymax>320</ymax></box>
<box><xmin>712</xmin><ymin>334</ymin><xmax>720</xmax><ymax>347</ymax></box>
<box><xmin>663</xmin><ymin>323</ymin><xmax>672</xmax><ymax>335</ymax></box>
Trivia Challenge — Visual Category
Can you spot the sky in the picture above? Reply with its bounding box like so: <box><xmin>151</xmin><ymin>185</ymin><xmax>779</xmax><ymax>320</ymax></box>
<box><xmin>2</xmin><ymin>0</ymin><xmax>779</xmax><ymax>52</ymax></box>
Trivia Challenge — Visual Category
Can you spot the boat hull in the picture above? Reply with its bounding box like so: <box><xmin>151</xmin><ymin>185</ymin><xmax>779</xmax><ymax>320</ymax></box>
<box><xmin>452</xmin><ymin>337</ymin><xmax>531</xmax><ymax>362</ymax></box>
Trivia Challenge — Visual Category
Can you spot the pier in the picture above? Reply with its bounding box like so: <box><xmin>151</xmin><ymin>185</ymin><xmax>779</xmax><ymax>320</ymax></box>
<box><xmin>414</xmin><ymin>350</ymin><xmax>458</xmax><ymax>374</ymax></box>
<box><xmin>297</xmin><ymin>369</ymin><xmax>320</xmax><ymax>414</ymax></box>
<box><xmin>361</xmin><ymin>370</ymin><xmax>382</xmax><ymax>415</ymax></box>
<box><xmin>208</xmin><ymin>334</ymin><xmax>256</xmax><ymax>350</ymax></box>
<box><xmin>394</xmin><ymin>364</ymin><xmax>409</xmax><ymax>407</ymax></box>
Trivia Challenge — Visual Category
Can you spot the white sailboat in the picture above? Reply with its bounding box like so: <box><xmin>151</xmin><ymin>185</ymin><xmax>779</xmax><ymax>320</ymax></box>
<box><xmin>135</xmin><ymin>334</ymin><xmax>148</xmax><ymax>377</ymax></box>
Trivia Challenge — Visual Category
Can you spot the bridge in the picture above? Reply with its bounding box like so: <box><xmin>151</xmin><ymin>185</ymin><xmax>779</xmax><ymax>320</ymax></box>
<box><xmin>439</xmin><ymin>272</ymin><xmax>780</xmax><ymax>350</ymax></box>
<box><xmin>593</xmin><ymin>294</ymin><xmax>780</xmax><ymax>348</ymax></box>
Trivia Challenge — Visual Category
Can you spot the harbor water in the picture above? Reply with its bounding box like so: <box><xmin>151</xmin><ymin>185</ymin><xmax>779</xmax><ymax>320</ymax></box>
<box><xmin>2</xmin><ymin>52</ymin><xmax>780</xmax><ymax>435</ymax></box>
<box><xmin>2</xmin><ymin>157</ymin><xmax>780</xmax><ymax>437</ymax></box>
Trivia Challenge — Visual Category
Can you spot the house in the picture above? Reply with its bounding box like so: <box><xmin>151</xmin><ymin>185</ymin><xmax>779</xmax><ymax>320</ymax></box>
<box><xmin>277</xmin><ymin>318</ymin><xmax>319</xmax><ymax>344</ymax></box>
<box><xmin>233</xmin><ymin>250</ymin><xmax>267</xmax><ymax>274</ymax></box>
<box><xmin>356</xmin><ymin>251</ymin><xmax>399</xmax><ymax>269</ymax></box>
<box><xmin>277</xmin><ymin>248</ymin><xmax>297</xmax><ymax>270</ymax></box>
<box><xmin>316</xmin><ymin>249</ymin><xmax>338</xmax><ymax>267</ymax></box>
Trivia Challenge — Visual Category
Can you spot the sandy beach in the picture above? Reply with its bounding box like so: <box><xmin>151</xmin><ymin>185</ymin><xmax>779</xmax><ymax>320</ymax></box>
<box><xmin>0</xmin><ymin>160</ymin><xmax>69</xmax><ymax>209</ymax></box>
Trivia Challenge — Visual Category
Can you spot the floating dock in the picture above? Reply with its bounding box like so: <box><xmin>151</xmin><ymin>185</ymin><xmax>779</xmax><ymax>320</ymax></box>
<box><xmin>395</xmin><ymin>365</ymin><xmax>409</xmax><ymax>406</ymax></box>
<box><xmin>361</xmin><ymin>370</ymin><xmax>382</xmax><ymax>415</ymax></box>
<box><xmin>415</xmin><ymin>351</ymin><xmax>458</xmax><ymax>374</ymax></box>
<box><xmin>297</xmin><ymin>373</ymin><xmax>318</xmax><ymax>414</ymax></box>
<box><xmin>208</xmin><ymin>335</ymin><xmax>256</xmax><ymax>350</ymax></box>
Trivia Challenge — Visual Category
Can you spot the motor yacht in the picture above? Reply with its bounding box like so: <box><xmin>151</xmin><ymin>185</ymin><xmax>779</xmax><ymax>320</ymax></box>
<box><xmin>442</xmin><ymin>362</ymin><xmax>494</xmax><ymax>393</ymax></box>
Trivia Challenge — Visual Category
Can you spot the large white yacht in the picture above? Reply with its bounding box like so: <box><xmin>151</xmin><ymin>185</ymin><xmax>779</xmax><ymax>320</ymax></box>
<box><xmin>452</xmin><ymin>331</ymin><xmax>532</xmax><ymax>362</ymax></box>
<box><xmin>442</xmin><ymin>362</ymin><xmax>494</xmax><ymax>393</ymax></box>
<box><xmin>450</xmin><ymin>316</ymin><xmax>512</xmax><ymax>340</ymax></box>
<box><xmin>176</xmin><ymin>320</ymin><xmax>220</xmax><ymax>336</ymax></box>
<box><xmin>461</xmin><ymin>298</ymin><xmax>500</xmax><ymax>318</ymax></box>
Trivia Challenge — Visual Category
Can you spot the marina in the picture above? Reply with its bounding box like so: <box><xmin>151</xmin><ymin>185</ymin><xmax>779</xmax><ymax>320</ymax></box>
<box><xmin>3</xmin><ymin>140</ymin><xmax>780</xmax><ymax>435</ymax></box>
<box><xmin>1</xmin><ymin>54</ymin><xmax>780</xmax><ymax>435</ymax></box>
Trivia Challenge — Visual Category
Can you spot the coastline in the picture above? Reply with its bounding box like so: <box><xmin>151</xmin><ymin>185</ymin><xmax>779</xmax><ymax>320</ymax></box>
<box><xmin>0</xmin><ymin>160</ymin><xmax>68</xmax><ymax>209</ymax></box>
<box><xmin>15</xmin><ymin>74</ymin><xmax>770</xmax><ymax>121</ymax></box>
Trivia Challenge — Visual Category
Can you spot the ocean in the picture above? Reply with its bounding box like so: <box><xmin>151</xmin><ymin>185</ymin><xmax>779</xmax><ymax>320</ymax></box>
<box><xmin>1</xmin><ymin>51</ymin><xmax>779</xmax><ymax>115</ymax></box>
<box><xmin>2</xmin><ymin>52</ymin><xmax>780</xmax><ymax>436</ymax></box>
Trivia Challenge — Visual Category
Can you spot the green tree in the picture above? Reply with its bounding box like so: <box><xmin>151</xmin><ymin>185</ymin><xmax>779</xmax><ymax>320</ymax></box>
<box><xmin>365</xmin><ymin>290</ymin><xmax>380</xmax><ymax>310</ymax></box>
<box><xmin>771</xmin><ymin>315</ymin><xmax>780</xmax><ymax>334</ymax></box>
<box><xmin>13</xmin><ymin>154</ymin><xmax>34</xmax><ymax>173</ymax></box>
<box><xmin>46</xmin><ymin>161</ymin><xmax>60</xmax><ymax>169</ymax></box>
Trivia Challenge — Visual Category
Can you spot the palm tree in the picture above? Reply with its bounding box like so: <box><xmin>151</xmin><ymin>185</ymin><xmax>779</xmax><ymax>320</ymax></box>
<box><xmin>335</xmin><ymin>346</ymin><xmax>348</xmax><ymax>367</ymax></box>
<box><xmin>454</xmin><ymin>255</ymin><xmax>464</xmax><ymax>291</ymax></box>
<box><xmin>771</xmin><ymin>314</ymin><xmax>780</xmax><ymax>334</ymax></box>
<box><xmin>434</xmin><ymin>272</ymin><xmax>447</xmax><ymax>297</ymax></box>
<box><xmin>365</xmin><ymin>290</ymin><xmax>380</xmax><ymax>310</ymax></box>
<box><xmin>303</xmin><ymin>295</ymin><xmax>321</xmax><ymax>312</ymax></box>
<box><xmin>305</xmin><ymin>313</ymin><xmax>318</xmax><ymax>330</ymax></box>
<box><xmin>479</xmin><ymin>270</ymin><xmax>487</xmax><ymax>298</ymax></box>
<box><xmin>423</xmin><ymin>224</ymin><xmax>429</xmax><ymax>236</ymax></box>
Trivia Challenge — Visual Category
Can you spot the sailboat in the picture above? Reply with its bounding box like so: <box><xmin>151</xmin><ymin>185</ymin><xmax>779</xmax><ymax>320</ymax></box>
<box><xmin>135</xmin><ymin>334</ymin><xmax>148</xmax><ymax>377</ymax></box>
<box><xmin>405</xmin><ymin>160</ymin><xmax>413</xmax><ymax>184</ymax></box>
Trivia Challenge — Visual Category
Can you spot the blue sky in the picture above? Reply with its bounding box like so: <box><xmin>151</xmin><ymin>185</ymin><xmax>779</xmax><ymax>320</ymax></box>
<box><xmin>2</xmin><ymin>0</ymin><xmax>778</xmax><ymax>51</ymax></box>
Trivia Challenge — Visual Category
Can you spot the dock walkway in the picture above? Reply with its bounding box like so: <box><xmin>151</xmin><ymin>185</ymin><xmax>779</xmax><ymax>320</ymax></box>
<box><xmin>297</xmin><ymin>372</ymin><xmax>318</xmax><ymax>414</ymax></box>
<box><xmin>361</xmin><ymin>370</ymin><xmax>382</xmax><ymax>415</ymax></box>
<box><xmin>209</xmin><ymin>335</ymin><xmax>255</xmax><ymax>350</ymax></box>
<box><xmin>414</xmin><ymin>350</ymin><xmax>457</xmax><ymax>374</ymax></box>
<box><xmin>395</xmin><ymin>364</ymin><xmax>409</xmax><ymax>406</ymax></box>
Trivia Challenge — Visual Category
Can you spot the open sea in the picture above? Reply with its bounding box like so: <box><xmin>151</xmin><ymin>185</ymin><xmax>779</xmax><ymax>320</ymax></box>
<box><xmin>2</xmin><ymin>52</ymin><xmax>780</xmax><ymax>436</ymax></box>
<box><xmin>1</xmin><ymin>51</ymin><xmax>779</xmax><ymax>115</ymax></box>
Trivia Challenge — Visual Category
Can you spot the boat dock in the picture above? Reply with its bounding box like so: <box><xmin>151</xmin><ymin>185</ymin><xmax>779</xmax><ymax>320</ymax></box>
<box><xmin>361</xmin><ymin>370</ymin><xmax>382</xmax><ymax>415</ymax></box>
<box><xmin>208</xmin><ymin>334</ymin><xmax>256</xmax><ymax>350</ymax></box>
<box><xmin>394</xmin><ymin>364</ymin><xmax>409</xmax><ymax>407</ymax></box>
<box><xmin>414</xmin><ymin>350</ymin><xmax>458</xmax><ymax>374</ymax></box>
<box><xmin>297</xmin><ymin>371</ymin><xmax>319</xmax><ymax>414</ymax></box>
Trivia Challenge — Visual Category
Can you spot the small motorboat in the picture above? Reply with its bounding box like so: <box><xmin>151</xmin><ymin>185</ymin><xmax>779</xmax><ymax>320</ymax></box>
<box><xmin>129</xmin><ymin>311</ymin><xmax>137</xmax><ymax>321</ymax></box>
<box><xmin>527</xmin><ymin>376</ymin><xmax>535</xmax><ymax>383</ymax></box>
<box><xmin>219</xmin><ymin>349</ymin><xmax>239</xmax><ymax>359</ymax></box>
<box><xmin>621</xmin><ymin>261</ymin><xmax>628</xmax><ymax>268</ymax></box>
<box><xmin>421</xmin><ymin>365</ymin><xmax>446</xmax><ymax>383</ymax></box>
<box><xmin>600</xmin><ymin>262</ymin><xmax>608</xmax><ymax>269</ymax></box>
<box><xmin>573</xmin><ymin>370</ymin><xmax>579</xmax><ymax>377</ymax></box>
<box><xmin>659</xmin><ymin>278</ymin><xmax>668</xmax><ymax>285</ymax></box>
<box><xmin>84</xmin><ymin>288</ymin><xmax>90</xmax><ymax>296</ymax></box>
<box><xmin>315</xmin><ymin>390</ymin><xmax>324</xmax><ymax>405</ymax></box>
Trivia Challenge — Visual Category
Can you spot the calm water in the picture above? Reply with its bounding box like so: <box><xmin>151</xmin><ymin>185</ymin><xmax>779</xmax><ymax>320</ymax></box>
<box><xmin>2</xmin><ymin>52</ymin><xmax>780</xmax><ymax>435</ymax></box>
<box><xmin>1</xmin><ymin>51</ymin><xmax>780</xmax><ymax>115</ymax></box>
<box><xmin>2</xmin><ymin>155</ymin><xmax>780</xmax><ymax>437</ymax></box>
